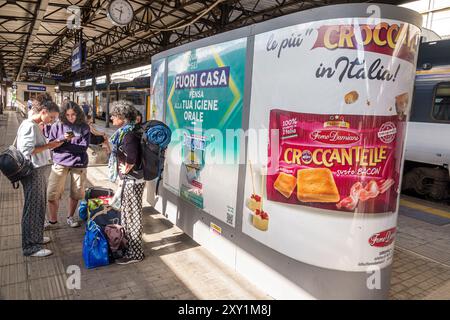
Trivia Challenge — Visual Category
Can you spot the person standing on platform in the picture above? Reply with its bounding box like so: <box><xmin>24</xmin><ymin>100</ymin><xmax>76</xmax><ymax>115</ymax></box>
<box><xmin>109</xmin><ymin>100</ymin><xmax>145</xmax><ymax>265</ymax></box>
<box><xmin>86</xmin><ymin>115</ymin><xmax>111</xmax><ymax>153</ymax></box>
<box><xmin>46</xmin><ymin>100</ymin><xmax>90</xmax><ymax>228</ymax></box>
<box><xmin>17</xmin><ymin>94</ymin><xmax>63</xmax><ymax>257</ymax></box>
<box><xmin>81</xmin><ymin>101</ymin><xmax>90</xmax><ymax>116</ymax></box>
<box><xmin>27</xmin><ymin>98</ymin><xmax>33</xmax><ymax>110</ymax></box>
<box><xmin>135</xmin><ymin>110</ymin><xmax>143</xmax><ymax>125</ymax></box>
<box><xmin>27</xmin><ymin>98</ymin><xmax>34</xmax><ymax>118</ymax></box>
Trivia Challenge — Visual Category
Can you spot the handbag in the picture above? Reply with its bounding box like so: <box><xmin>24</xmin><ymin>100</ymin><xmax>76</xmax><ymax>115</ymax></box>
<box><xmin>105</xmin><ymin>222</ymin><xmax>127</xmax><ymax>252</ymax></box>
<box><xmin>0</xmin><ymin>136</ymin><xmax>33</xmax><ymax>189</ymax></box>
<box><xmin>82</xmin><ymin>209</ymin><xmax>110</xmax><ymax>269</ymax></box>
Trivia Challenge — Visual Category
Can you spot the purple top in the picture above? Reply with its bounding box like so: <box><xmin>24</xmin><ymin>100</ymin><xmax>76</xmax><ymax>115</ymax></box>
<box><xmin>48</xmin><ymin>121</ymin><xmax>91</xmax><ymax>168</ymax></box>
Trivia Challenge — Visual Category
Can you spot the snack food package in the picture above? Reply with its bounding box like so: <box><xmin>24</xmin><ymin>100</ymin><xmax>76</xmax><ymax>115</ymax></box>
<box><xmin>267</xmin><ymin>110</ymin><xmax>406</xmax><ymax>213</ymax></box>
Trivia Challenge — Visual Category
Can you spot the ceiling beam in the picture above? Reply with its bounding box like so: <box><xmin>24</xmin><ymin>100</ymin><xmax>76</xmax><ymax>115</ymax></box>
<box><xmin>16</xmin><ymin>0</ymin><xmax>50</xmax><ymax>81</ymax></box>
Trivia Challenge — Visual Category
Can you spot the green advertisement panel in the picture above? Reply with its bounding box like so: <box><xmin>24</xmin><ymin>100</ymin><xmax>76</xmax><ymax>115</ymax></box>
<box><xmin>164</xmin><ymin>38</ymin><xmax>247</xmax><ymax>226</ymax></box>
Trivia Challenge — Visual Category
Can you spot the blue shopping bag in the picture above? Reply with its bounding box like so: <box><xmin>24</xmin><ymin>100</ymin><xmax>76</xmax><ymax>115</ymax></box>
<box><xmin>82</xmin><ymin>219</ymin><xmax>110</xmax><ymax>269</ymax></box>
<box><xmin>79</xmin><ymin>200</ymin><xmax>88</xmax><ymax>221</ymax></box>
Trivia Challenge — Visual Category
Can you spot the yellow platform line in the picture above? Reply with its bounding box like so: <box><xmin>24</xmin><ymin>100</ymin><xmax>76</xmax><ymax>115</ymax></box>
<box><xmin>400</xmin><ymin>199</ymin><xmax>450</xmax><ymax>219</ymax></box>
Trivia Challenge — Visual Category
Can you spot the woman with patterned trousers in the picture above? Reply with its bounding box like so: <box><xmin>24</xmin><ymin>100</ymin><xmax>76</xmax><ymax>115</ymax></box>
<box><xmin>17</xmin><ymin>94</ymin><xmax>63</xmax><ymax>257</ymax></box>
<box><xmin>109</xmin><ymin>100</ymin><xmax>145</xmax><ymax>265</ymax></box>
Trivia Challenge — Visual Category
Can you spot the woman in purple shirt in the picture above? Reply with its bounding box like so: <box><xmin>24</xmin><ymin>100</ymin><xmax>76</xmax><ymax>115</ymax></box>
<box><xmin>46</xmin><ymin>100</ymin><xmax>90</xmax><ymax>228</ymax></box>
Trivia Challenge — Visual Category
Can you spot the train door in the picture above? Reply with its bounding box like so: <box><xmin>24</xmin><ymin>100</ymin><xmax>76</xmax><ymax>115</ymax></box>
<box><xmin>24</xmin><ymin>91</ymin><xmax>39</xmax><ymax>101</ymax></box>
<box><xmin>99</xmin><ymin>92</ymin><xmax>107</xmax><ymax>119</ymax></box>
<box><xmin>95</xmin><ymin>95</ymin><xmax>98</xmax><ymax>116</ymax></box>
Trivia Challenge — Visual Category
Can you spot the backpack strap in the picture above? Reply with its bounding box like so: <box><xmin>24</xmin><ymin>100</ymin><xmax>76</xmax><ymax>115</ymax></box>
<box><xmin>120</xmin><ymin>177</ymin><xmax>127</xmax><ymax>201</ymax></box>
<box><xmin>155</xmin><ymin>177</ymin><xmax>161</xmax><ymax>195</ymax></box>
<box><xmin>91</xmin><ymin>206</ymin><xmax>108</xmax><ymax>220</ymax></box>
<box><xmin>155</xmin><ymin>146</ymin><xmax>167</xmax><ymax>195</ymax></box>
<box><xmin>155</xmin><ymin>147</ymin><xmax>162</xmax><ymax>195</ymax></box>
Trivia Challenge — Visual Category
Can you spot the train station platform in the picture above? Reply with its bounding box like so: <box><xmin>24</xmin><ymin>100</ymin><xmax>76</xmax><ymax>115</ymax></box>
<box><xmin>0</xmin><ymin>110</ymin><xmax>269</xmax><ymax>300</ymax></box>
<box><xmin>1</xmin><ymin>110</ymin><xmax>449</xmax><ymax>300</ymax></box>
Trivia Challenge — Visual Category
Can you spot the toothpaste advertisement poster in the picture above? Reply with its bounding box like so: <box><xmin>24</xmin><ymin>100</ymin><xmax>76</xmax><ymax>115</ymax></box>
<box><xmin>164</xmin><ymin>38</ymin><xmax>247</xmax><ymax>227</ymax></box>
<box><xmin>242</xmin><ymin>18</ymin><xmax>420</xmax><ymax>271</ymax></box>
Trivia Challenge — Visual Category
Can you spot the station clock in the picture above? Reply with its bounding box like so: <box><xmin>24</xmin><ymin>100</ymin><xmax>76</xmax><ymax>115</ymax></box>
<box><xmin>106</xmin><ymin>0</ymin><xmax>134</xmax><ymax>26</ymax></box>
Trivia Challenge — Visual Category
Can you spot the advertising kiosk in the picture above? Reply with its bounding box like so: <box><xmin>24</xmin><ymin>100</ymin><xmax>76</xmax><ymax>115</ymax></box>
<box><xmin>150</xmin><ymin>3</ymin><xmax>422</xmax><ymax>299</ymax></box>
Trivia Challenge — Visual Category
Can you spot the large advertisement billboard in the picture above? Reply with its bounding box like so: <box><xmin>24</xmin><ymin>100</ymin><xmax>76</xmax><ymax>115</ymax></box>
<box><xmin>242</xmin><ymin>18</ymin><xmax>420</xmax><ymax>271</ymax></box>
<box><xmin>164</xmin><ymin>38</ymin><xmax>247</xmax><ymax>227</ymax></box>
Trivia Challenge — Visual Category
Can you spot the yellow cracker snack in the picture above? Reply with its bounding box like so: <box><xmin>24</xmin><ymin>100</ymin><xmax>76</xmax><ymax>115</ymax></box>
<box><xmin>395</xmin><ymin>92</ymin><xmax>409</xmax><ymax>120</ymax></box>
<box><xmin>344</xmin><ymin>91</ymin><xmax>359</xmax><ymax>104</ymax></box>
<box><xmin>297</xmin><ymin>168</ymin><xmax>340</xmax><ymax>203</ymax></box>
<box><xmin>395</xmin><ymin>92</ymin><xmax>408</xmax><ymax>112</ymax></box>
<box><xmin>274</xmin><ymin>172</ymin><xmax>297</xmax><ymax>198</ymax></box>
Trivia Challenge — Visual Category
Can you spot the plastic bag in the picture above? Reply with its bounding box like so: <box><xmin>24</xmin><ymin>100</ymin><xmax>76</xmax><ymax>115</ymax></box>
<box><xmin>82</xmin><ymin>220</ymin><xmax>110</xmax><ymax>269</ymax></box>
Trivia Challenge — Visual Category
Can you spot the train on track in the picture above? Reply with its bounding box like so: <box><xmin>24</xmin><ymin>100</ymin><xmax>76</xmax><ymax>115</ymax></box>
<box><xmin>74</xmin><ymin>75</ymin><xmax>150</xmax><ymax>121</ymax></box>
<box><xmin>403</xmin><ymin>38</ymin><xmax>450</xmax><ymax>201</ymax></box>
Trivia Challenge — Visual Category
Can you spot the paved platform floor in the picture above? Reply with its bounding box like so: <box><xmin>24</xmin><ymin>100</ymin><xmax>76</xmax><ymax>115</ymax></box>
<box><xmin>0</xmin><ymin>111</ymin><xmax>269</xmax><ymax>300</ymax></box>
<box><xmin>390</xmin><ymin>210</ymin><xmax>450</xmax><ymax>299</ymax></box>
<box><xmin>1</xmin><ymin>110</ymin><xmax>449</xmax><ymax>300</ymax></box>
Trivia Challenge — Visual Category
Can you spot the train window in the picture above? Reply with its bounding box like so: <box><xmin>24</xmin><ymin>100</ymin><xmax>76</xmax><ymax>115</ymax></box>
<box><xmin>24</xmin><ymin>91</ymin><xmax>39</xmax><ymax>101</ymax></box>
<box><xmin>119</xmin><ymin>92</ymin><xmax>144</xmax><ymax>106</ymax></box>
<box><xmin>431</xmin><ymin>82</ymin><xmax>450</xmax><ymax>122</ymax></box>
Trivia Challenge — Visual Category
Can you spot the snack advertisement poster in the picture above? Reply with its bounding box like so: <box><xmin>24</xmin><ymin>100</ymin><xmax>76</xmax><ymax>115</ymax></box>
<box><xmin>164</xmin><ymin>38</ymin><xmax>247</xmax><ymax>227</ymax></box>
<box><xmin>150</xmin><ymin>58</ymin><xmax>165</xmax><ymax>121</ymax></box>
<box><xmin>242</xmin><ymin>18</ymin><xmax>420</xmax><ymax>271</ymax></box>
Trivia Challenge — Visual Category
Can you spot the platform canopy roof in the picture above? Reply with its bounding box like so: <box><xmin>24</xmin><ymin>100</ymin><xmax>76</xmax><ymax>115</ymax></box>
<box><xmin>0</xmin><ymin>0</ymin><xmax>411</xmax><ymax>83</ymax></box>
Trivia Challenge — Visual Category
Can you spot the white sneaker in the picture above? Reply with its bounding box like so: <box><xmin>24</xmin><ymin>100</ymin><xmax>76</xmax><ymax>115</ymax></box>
<box><xmin>30</xmin><ymin>249</ymin><xmax>53</xmax><ymax>257</ymax></box>
<box><xmin>44</xmin><ymin>220</ymin><xmax>58</xmax><ymax>230</ymax></box>
<box><xmin>67</xmin><ymin>217</ymin><xmax>80</xmax><ymax>228</ymax></box>
<box><xmin>43</xmin><ymin>236</ymin><xmax>51</xmax><ymax>244</ymax></box>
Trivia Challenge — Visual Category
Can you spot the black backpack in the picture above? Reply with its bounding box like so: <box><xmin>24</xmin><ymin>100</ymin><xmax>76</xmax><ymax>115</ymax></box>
<box><xmin>136</xmin><ymin>120</ymin><xmax>172</xmax><ymax>194</ymax></box>
<box><xmin>0</xmin><ymin>144</ymin><xmax>33</xmax><ymax>189</ymax></box>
